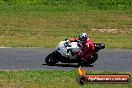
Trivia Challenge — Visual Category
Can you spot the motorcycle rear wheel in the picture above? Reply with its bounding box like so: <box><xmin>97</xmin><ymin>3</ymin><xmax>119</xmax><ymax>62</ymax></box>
<box><xmin>85</xmin><ymin>52</ymin><xmax>98</xmax><ymax>65</ymax></box>
<box><xmin>78</xmin><ymin>53</ymin><xmax>98</xmax><ymax>66</ymax></box>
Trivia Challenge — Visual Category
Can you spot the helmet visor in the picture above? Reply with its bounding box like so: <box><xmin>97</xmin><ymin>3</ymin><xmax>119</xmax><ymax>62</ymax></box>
<box><xmin>81</xmin><ymin>36</ymin><xmax>87</xmax><ymax>41</ymax></box>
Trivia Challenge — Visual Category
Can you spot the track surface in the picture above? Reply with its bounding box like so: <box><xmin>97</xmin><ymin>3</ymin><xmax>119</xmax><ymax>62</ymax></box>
<box><xmin>0</xmin><ymin>48</ymin><xmax>132</xmax><ymax>72</ymax></box>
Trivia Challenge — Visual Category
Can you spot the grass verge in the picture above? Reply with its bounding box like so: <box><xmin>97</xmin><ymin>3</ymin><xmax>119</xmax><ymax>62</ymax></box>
<box><xmin>0</xmin><ymin>70</ymin><xmax>131</xmax><ymax>88</ymax></box>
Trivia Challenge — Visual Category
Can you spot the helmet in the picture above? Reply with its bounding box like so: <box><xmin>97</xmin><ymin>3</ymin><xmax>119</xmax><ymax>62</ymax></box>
<box><xmin>79</xmin><ymin>33</ymin><xmax>88</xmax><ymax>42</ymax></box>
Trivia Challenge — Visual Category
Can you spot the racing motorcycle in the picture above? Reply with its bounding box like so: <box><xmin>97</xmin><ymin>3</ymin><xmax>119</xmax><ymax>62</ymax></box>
<box><xmin>45</xmin><ymin>39</ymin><xmax>105</xmax><ymax>66</ymax></box>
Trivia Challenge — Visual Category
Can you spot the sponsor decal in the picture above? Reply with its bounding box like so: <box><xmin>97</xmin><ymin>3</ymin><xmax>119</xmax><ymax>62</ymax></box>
<box><xmin>76</xmin><ymin>66</ymin><xmax>131</xmax><ymax>85</ymax></box>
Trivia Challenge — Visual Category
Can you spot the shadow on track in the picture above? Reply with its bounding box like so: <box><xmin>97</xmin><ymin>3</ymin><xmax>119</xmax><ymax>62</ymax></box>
<box><xmin>42</xmin><ymin>63</ymin><xmax>93</xmax><ymax>68</ymax></box>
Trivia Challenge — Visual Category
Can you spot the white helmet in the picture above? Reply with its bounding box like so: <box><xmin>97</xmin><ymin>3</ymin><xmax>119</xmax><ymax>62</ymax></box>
<box><xmin>79</xmin><ymin>33</ymin><xmax>88</xmax><ymax>42</ymax></box>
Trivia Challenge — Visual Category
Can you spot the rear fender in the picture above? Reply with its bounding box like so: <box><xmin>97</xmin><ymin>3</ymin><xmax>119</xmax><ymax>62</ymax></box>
<box><xmin>94</xmin><ymin>43</ymin><xmax>105</xmax><ymax>52</ymax></box>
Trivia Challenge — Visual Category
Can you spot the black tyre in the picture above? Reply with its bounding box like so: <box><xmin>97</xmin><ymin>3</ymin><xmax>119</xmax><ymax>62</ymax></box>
<box><xmin>78</xmin><ymin>61</ymin><xmax>85</xmax><ymax>67</ymax></box>
<box><xmin>85</xmin><ymin>53</ymin><xmax>98</xmax><ymax>66</ymax></box>
<box><xmin>77</xmin><ymin>56</ymin><xmax>85</xmax><ymax>66</ymax></box>
<box><xmin>45</xmin><ymin>51</ymin><xmax>59</xmax><ymax>66</ymax></box>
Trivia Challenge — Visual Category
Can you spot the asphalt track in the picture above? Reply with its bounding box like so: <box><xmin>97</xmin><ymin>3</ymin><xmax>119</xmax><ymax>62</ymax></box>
<box><xmin>0</xmin><ymin>48</ymin><xmax>132</xmax><ymax>72</ymax></box>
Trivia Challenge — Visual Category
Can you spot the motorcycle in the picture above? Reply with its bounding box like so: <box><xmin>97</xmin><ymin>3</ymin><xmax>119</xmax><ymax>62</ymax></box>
<box><xmin>45</xmin><ymin>39</ymin><xmax>105</xmax><ymax>66</ymax></box>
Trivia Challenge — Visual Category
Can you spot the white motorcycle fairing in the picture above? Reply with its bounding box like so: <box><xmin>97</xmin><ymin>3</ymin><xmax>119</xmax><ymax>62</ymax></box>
<box><xmin>56</xmin><ymin>40</ymin><xmax>82</xmax><ymax>59</ymax></box>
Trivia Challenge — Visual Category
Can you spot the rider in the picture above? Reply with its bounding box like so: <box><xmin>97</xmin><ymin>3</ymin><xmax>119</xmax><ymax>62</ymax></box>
<box><xmin>69</xmin><ymin>32</ymin><xmax>95</xmax><ymax>61</ymax></box>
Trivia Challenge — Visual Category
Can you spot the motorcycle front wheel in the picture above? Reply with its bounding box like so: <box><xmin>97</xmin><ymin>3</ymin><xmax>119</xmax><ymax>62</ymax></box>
<box><xmin>45</xmin><ymin>51</ymin><xmax>59</xmax><ymax>66</ymax></box>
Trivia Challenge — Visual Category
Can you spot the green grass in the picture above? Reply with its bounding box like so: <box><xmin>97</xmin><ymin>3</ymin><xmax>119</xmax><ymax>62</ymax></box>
<box><xmin>0</xmin><ymin>0</ymin><xmax>131</xmax><ymax>48</ymax></box>
<box><xmin>0</xmin><ymin>70</ymin><xmax>131</xmax><ymax>88</ymax></box>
